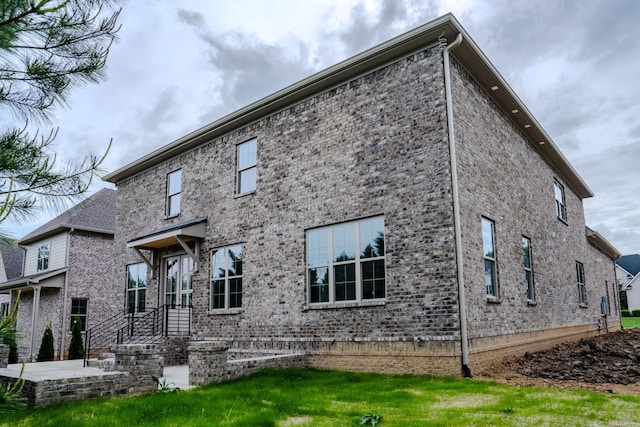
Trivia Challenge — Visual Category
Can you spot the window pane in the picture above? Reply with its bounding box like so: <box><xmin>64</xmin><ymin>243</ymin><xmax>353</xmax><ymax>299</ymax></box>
<box><xmin>309</xmin><ymin>267</ymin><xmax>329</xmax><ymax>303</ymax></box>
<box><xmin>362</xmin><ymin>260</ymin><xmax>385</xmax><ymax>299</ymax></box>
<box><xmin>211</xmin><ymin>249</ymin><xmax>227</xmax><ymax>278</ymax></box>
<box><xmin>522</xmin><ymin>238</ymin><xmax>531</xmax><ymax>269</ymax></box>
<box><xmin>137</xmin><ymin>289</ymin><xmax>146</xmax><ymax>312</ymax></box>
<box><xmin>334</xmin><ymin>264</ymin><xmax>356</xmax><ymax>301</ymax></box>
<box><xmin>525</xmin><ymin>271</ymin><xmax>533</xmax><ymax>299</ymax></box>
<box><xmin>168</xmin><ymin>194</ymin><xmax>181</xmax><ymax>216</ymax></box>
<box><xmin>485</xmin><ymin>259</ymin><xmax>496</xmax><ymax>296</ymax></box>
<box><xmin>360</xmin><ymin>217</ymin><xmax>384</xmax><ymax>258</ymax></box>
<box><xmin>482</xmin><ymin>219</ymin><xmax>494</xmax><ymax>258</ymax></box>
<box><xmin>127</xmin><ymin>290</ymin><xmax>136</xmax><ymax>313</ymax></box>
<box><xmin>211</xmin><ymin>280</ymin><xmax>225</xmax><ymax>309</ymax></box>
<box><xmin>307</xmin><ymin>228</ymin><xmax>329</xmax><ymax>266</ymax></box>
<box><xmin>238</xmin><ymin>139</ymin><xmax>257</xmax><ymax>169</ymax></box>
<box><xmin>239</xmin><ymin>167</ymin><xmax>256</xmax><ymax>193</ymax></box>
<box><xmin>182</xmin><ymin>275</ymin><xmax>192</xmax><ymax>291</ymax></box>
<box><xmin>168</xmin><ymin>170</ymin><xmax>182</xmax><ymax>194</ymax></box>
<box><xmin>228</xmin><ymin>245</ymin><xmax>243</xmax><ymax>276</ymax></box>
<box><xmin>333</xmin><ymin>223</ymin><xmax>356</xmax><ymax>262</ymax></box>
<box><xmin>229</xmin><ymin>278</ymin><xmax>242</xmax><ymax>308</ymax></box>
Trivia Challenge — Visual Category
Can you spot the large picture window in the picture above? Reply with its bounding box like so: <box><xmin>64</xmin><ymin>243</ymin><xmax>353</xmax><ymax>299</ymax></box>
<box><xmin>554</xmin><ymin>180</ymin><xmax>567</xmax><ymax>221</ymax></box>
<box><xmin>307</xmin><ymin>216</ymin><xmax>385</xmax><ymax>305</ymax></box>
<box><xmin>127</xmin><ymin>263</ymin><xmax>147</xmax><ymax>313</ymax></box>
<box><xmin>37</xmin><ymin>243</ymin><xmax>50</xmax><ymax>271</ymax></box>
<box><xmin>211</xmin><ymin>244</ymin><xmax>243</xmax><ymax>310</ymax></box>
<box><xmin>482</xmin><ymin>218</ymin><xmax>498</xmax><ymax>298</ymax></box>
<box><xmin>166</xmin><ymin>169</ymin><xmax>182</xmax><ymax>216</ymax></box>
<box><xmin>70</xmin><ymin>298</ymin><xmax>88</xmax><ymax>331</ymax></box>
<box><xmin>237</xmin><ymin>139</ymin><xmax>257</xmax><ymax>194</ymax></box>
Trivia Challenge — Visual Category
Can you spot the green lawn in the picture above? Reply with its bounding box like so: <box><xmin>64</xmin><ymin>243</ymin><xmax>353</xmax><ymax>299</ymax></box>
<box><xmin>2</xmin><ymin>369</ymin><xmax>639</xmax><ymax>426</ymax></box>
<box><xmin>622</xmin><ymin>316</ymin><xmax>640</xmax><ymax>328</ymax></box>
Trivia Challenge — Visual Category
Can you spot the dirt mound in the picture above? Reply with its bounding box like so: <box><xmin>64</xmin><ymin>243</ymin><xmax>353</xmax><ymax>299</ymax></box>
<box><xmin>477</xmin><ymin>329</ymin><xmax>640</xmax><ymax>394</ymax></box>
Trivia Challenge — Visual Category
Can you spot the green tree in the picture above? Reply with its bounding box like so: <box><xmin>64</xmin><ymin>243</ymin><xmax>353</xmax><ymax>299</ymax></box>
<box><xmin>36</xmin><ymin>322</ymin><xmax>54</xmax><ymax>362</ymax></box>
<box><xmin>0</xmin><ymin>0</ymin><xmax>120</xmax><ymax>227</ymax></box>
<box><xmin>0</xmin><ymin>291</ymin><xmax>21</xmax><ymax>358</ymax></box>
<box><xmin>68</xmin><ymin>315</ymin><xmax>84</xmax><ymax>360</ymax></box>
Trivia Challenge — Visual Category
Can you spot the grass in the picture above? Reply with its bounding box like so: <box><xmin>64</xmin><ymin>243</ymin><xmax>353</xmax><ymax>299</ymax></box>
<box><xmin>1</xmin><ymin>369</ymin><xmax>639</xmax><ymax>426</ymax></box>
<box><xmin>622</xmin><ymin>316</ymin><xmax>640</xmax><ymax>328</ymax></box>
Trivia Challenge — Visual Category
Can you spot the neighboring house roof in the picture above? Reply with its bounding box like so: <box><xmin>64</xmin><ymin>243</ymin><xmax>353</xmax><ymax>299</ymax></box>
<box><xmin>19</xmin><ymin>188</ymin><xmax>117</xmax><ymax>245</ymax></box>
<box><xmin>0</xmin><ymin>267</ymin><xmax>67</xmax><ymax>291</ymax></box>
<box><xmin>617</xmin><ymin>254</ymin><xmax>640</xmax><ymax>277</ymax></box>
<box><xmin>0</xmin><ymin>241</ymin><xmax>24</xmax><ymax>281</ymax></box>
<box><xmin>103</xmin><ymin>13</ymin><xmax>593</xmax><ymax>199</ymax></box>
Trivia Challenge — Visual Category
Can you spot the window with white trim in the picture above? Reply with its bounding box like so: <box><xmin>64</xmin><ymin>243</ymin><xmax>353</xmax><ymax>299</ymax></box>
<box><xmin>522</xmin><ymin>236</ymin><xmax>534</xmax><ymax>301</ymax></box>
<box><xmin>482</xmin><ymin>218</ymin><xmax>498</xmax><ymax>298</ymax></box>
<box><xmin>0</xmin><ymin>302</ymin><xmax>9</xmax><ymax>317</ymax></box>
<box><xmin>166</xmin><ymin>169</ymin><xmax>182</xmax><ymax>216</ymax></box>
<box><xmin>307</xmin><ymin>216</ymin><xmax>385</xmax><ymax>305</ymax></box>
<box><xmin>576</xmin><ymin>261</ymin><xmax>587</xmax><ymax>305</ymax></box>
<box><xmin>237</xmin><ymin>139</ymin><xmax>257</xmax><ymax>194</ymax></box>
<box><xmin>70</xmin><ymin>298</ymin><xmax>88</xmax><ymax>331</ymax></box>
<box><xmin>211</xmin><ymin>244</ymin><xmax>243</xmax><ymax>310</ymax></box>
<box><xmin>554</xmin><ymin>180</ymin><xmax>567</xmax><ymax>221</ymax></box>
<box><xmin>37</xmin><ymin>243</ymin><xmax>50</xmax><ymax>271</ymax></box>
<box><xmin>127</xmin><ymin>263</ymin><xmax>147</xmax><ymax>313</ymax></box>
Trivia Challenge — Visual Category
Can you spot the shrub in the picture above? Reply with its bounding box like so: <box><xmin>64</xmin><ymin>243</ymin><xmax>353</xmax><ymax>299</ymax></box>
<box><xmin>633</xmin><ymin>310</ymin><xmax>640</xmax><ymax>317</ymax></box>
<box><xmin>37</xmin><ymin>323</ymin><xmax>55</xmax><ymax>362</ymax></box>
<box><xmin>68</xmin><ymin>316</ymin><xmax>84</xmax><ymax>360</ymax></box>
<box><xmin>622</xmin><ymin>309</ymin><xmax>630</xmax><ymax>317</ymax></box>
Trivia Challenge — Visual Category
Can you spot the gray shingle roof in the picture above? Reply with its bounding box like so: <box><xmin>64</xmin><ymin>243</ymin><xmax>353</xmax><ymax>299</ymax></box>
<box><xmin>19</xmin><ymin>188</ymin><xmax>116</xmax><ymax>243</ymax></box>
<box><xmin>0</xmin><ymin>241</ymin><xmax>24</xmax><ymax>281</ymax></box>
<box><xmin>617</xmin><ymin>254</ymin><xmax>640</xmax><ymax>277</ymax></box>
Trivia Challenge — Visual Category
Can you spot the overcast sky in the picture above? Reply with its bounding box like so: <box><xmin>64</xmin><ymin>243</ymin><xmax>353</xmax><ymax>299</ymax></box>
<box><xmin>4</xmin><ymin>0</ymin><xmax>640</xmax><ymax>254</ymax></box>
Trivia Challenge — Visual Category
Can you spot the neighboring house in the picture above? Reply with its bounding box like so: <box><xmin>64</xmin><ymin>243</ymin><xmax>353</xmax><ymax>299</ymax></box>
<box><xmin>0</xmin><ymin>241</ymin><xmax>24</xmax><ymax>316</ymax></box>
<box><xmin>104</xmin><ymin>14</ymin><xmax>620</xmax><ymax>376</ymax></box>
<box><xmin>0</xmin><ymin>189</ymin><xmax>117</xmax><ymax>361</ymax></box>
<box><xmin>616</xmin><ymin>254</ymin><xmax>640</xmax><ymax>312</ymax></box>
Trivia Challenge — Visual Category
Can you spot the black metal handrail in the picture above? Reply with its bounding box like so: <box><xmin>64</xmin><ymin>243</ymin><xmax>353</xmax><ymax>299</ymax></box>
<box><xmin>84</xmin><ymin>304</ymin><xmax>191</xmax><ymax>366</ymax></box>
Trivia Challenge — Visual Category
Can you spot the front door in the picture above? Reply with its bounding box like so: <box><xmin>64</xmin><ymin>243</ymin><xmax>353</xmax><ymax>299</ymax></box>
<box><xmin>164</xmin><ymin>255</ymin><xmax>194</xmax><ymax>308</ymax></box>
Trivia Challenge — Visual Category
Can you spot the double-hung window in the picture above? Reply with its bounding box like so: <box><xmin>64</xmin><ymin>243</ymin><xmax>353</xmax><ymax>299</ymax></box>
<box><xmin>237</xmin><ymin>139</ymin><xmax>257</xmax><ymax>194</ymax></box>
<box><xmin>522</xmin><ymin>236</ymin><xmax>534</xmax><ymax>301</ymax></box>
<box><xmin>127</xmin><ymin>263</ymin><xmax>147</xmax><ymax>313</ymax></box>
<box><xmin>37</xmin><ymin>243</ymin><xmax>50</xmax><ymax>271</ymax></box>
<box><xmin>166</xmin><ymin>169</ymin><xmax>182</xmax><ymax>217</ymax></box>
<box><xmin>554</xmin><ymin>180</ymin><xmax>567</xmax><ymax>221</ymax></box>
<box><xmin>576</xmin><ymin>261</ymin><xmax>587</xmax><ymax>305</ymax></box>
<box><xmin>70</xmin><ymin>298</ymin><xmax>88</xmax><ymax>331</ymax></box>
<box><xmin>307</xmin><ymin>216</ymin><xmax>385</xmax><ymax>305</ymax></box>
<box><xmin>482</xmin><ymin>218</ymin><xmax>498</xmax><ymax>298</ymax></box>
<box><xmin>211</xmin><ymin>244</ymin><xmax>243</xmax><ymax>310</ymax></box>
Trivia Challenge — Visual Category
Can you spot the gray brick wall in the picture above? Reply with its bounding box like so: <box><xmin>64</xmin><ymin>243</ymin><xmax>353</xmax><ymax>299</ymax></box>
<box><xmin>450</xmin><ymin>59</ymin><xmax>619</xmax><ymax>348</ymax></box>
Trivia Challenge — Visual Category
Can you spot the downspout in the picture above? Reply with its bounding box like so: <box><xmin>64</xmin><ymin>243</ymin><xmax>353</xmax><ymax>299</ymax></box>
<box><xmin>60</xmin><ymin>229</ymin><xmax>73</xmax><ymax>360</ymax></box>
<box><xmin>443</xmin><ymin>33</ymin><xmax>472</xmax><ymax>377</ymax></box>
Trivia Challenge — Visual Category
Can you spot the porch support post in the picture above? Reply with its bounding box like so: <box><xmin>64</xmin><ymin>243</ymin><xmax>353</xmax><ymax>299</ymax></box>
<box><xmin>30</xmin><ymin>285</ymin><xmax>41</xmax><ymax>361</ymax></box>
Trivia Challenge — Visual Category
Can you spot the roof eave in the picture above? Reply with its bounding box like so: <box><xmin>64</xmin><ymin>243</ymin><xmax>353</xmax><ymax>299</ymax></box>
<box><xmin>19</xmin><ymin>224</ymin><xmax>114</xmax><ymax>245</ymax></box>
<box><xmin>586</xmin><ymin>227</ymin><xmax>621</xmax><ymax>260</ymax></box>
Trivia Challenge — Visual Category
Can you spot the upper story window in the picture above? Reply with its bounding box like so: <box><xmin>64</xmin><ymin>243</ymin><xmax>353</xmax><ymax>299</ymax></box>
<box><xmin>554</xmin><ymin>180</ymin><xmax>567</xmax><ymax>221</ymax></box>
<box><xmin>522</xmin><ymin>236</ymin><xmax>534</xmax><ymax>301</ymax></box>
<box><xmin>37</xmin><ymin>243</ymin><xmax>50</xmax><ymax>271</ymax></box>
<box><xmin>237</xmin><ymin>139</ymin><xmax>257</xmax><ymax>194</ymax></box>
<box><xmin>307</xmin><ymin>216</ymin><xmax>385</xmax><ymax>305</ymax></box>
<box><xmin>166</xmin><ymin>169</ymin><xmax>182</xmax><ymax>217</ymax></box>
<box><xmin>70</xmin><ymin>298</ymin><xmax>88</xmax><ymax>331</ymax></box>
<box><xmin>481</xmin><ymin>218</ymin><xmax>498</xmax><ymax>298</ymax></box>
<box><xmin>576</xmin><ymin>261</ymin><xmax>587</xmax><ymax>305</ymax></box>
<box><xmin>211</xmin><ymin>244</ymin><xmax>244</xmax><ymax>310</ymax></box>
<box><xmin>127</xmin><ymin>263</ymin><xmax>147</xmax><ymax>313</ymax></box>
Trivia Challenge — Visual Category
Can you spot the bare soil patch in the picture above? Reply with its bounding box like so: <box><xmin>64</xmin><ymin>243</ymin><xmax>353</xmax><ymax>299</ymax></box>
<box><xmin>476</xmin><ymin>328</ymin><xmax>640</xmax><ymax>395</ymax></box>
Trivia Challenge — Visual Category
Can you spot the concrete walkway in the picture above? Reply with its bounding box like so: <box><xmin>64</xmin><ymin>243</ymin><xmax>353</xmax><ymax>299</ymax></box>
<box><xmin>0</xmin><ymin>360</ymin><xmax>193</xmax><ymax>390</ymax></box>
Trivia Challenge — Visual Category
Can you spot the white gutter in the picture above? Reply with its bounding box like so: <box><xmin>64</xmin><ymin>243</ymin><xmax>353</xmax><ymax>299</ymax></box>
<box><xmin>443</xmin><ymin>33</ymin><xmax>471</xmax><ymax>377</ymax></box>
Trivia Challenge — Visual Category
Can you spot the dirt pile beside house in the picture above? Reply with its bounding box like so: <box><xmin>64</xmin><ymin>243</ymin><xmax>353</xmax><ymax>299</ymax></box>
<box><xmin>477</xmin><ymin>328</ymin><xmax>640</xmax><ymax>394</ymax></box>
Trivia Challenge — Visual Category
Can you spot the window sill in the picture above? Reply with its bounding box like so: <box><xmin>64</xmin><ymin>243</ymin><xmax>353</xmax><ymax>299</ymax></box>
<box><xmin>235</xmin><ymin>190</ymin><xmax>256</xmax><ymax>199</ymax></box>
<box><xmin>303</xmin><ymin>299</ymin><xmax>386</xmax><ymax>311</ymax></box>
<box><xmin>557</xmin><ymin>216</ymin><xmax>568</xmax><ymax>225</ymax></box>
<box><xmin>579</xmin><ymin>303</ymin><xmax>588</xmax><ymax>309</ymax></box>
<box><xmin>526</xmin><ymin>300</ymin><xmax>538</xmax><ymax>306</ymax></box>
<box><xmin>209</xmin><ymin>308</ymin><xmax>243</xmax><ymax>315</ymax></box>
<box><xmin>486</xmin><ymin>297</ymin><xmax>502</xmax><ymax>304</ymax></box>
<box><xmin>165</xmin><ymin>213</ymin><xmax>181</xmax><ymax>220</ymax></box>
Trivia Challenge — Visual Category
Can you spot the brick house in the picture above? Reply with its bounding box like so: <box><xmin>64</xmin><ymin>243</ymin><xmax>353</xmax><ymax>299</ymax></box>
<box><xmin>616</xmin><ymin>254</ymin><xmax>640</xmax><ymax>312</ymax></box>
<box><xmin>104</xmin><ymin>14</ymin><xmax>620</xmax><ymax>376</ymax></box>
<box><xmin>0</xmin><ymin>189</ymin><xmax>117</xmax><ymax>361</ymax></box>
